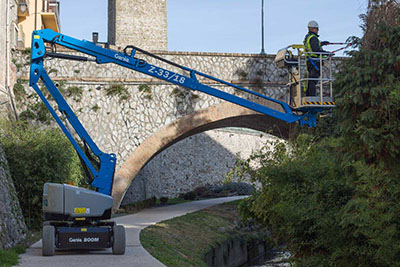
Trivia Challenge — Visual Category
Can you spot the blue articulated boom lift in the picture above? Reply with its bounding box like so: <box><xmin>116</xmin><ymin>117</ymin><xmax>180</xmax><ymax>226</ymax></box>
<box><xmin>29</xmin><ymin>29</ymin><xmax>334</xmax><ymax>256</ymax></box>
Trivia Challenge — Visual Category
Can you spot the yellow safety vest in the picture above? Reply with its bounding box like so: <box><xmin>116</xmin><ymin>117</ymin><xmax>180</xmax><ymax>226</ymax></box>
<box><xmin>304</xmin><ymin>33</ymin><xmax>321</xmax><ymax>58</ymax></box>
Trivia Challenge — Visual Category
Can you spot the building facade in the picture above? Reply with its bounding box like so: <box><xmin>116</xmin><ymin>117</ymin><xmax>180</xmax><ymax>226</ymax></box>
<box><xmin>17</xmin><ymin>0</ymin><xmax>61</xmax><ymax>48</ymax></box>
<box><xmin>108</xmin><ymin>0</ymin><xmax>168</xmax><ymax>50</ymax></box>
<box><xmin>1</xmin><ymin>0</ymin><xmax>60</xmax><ymax>117</ymax></box>
<box><xmin>0</xmin><ymin>0</ymin><xmax>19</xmax><ymax>116</ymax></box>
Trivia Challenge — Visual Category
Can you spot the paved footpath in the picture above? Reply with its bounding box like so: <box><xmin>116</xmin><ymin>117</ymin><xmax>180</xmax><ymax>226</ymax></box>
<box><xmin>18</xmin><ymin>196</ymin><xmax>247</xmax><ymax>267</ymax></box>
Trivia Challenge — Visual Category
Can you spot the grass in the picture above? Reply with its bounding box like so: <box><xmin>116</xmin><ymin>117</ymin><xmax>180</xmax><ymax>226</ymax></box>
<box><xmin>140</xmin><ymin>200</ymin><xmax>262</xmax><ymax>267</ymax></box>
<box><xmin>0</xmin><ymin>245</ymin><xmax>25</xmax><ymax>267</ymax></box>
<box><xmin>0</xmin><ymin>230</ymin><xmax>41</xmax><ymax>267</ymax></box>
<box><xmin>157</xmin><ymin>197</ymin><xmax>193</xmax><ymax>205</ymax></box>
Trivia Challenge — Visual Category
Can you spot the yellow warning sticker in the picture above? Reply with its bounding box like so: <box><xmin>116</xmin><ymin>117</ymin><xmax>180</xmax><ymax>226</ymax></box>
<box><xmin>34</xmin><ymin>35</ymin><xmax>40</xmax><ymax>39</ymax></box>
<box><xmin>74</xmin><ymin>207</ymin><xmax>86</xmax><ymax>214</ymax></box>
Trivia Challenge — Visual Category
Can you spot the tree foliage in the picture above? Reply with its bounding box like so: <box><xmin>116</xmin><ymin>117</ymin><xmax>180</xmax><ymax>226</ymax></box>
<box><xmin>239</xmin><ymin>1</ymin><xmax>400</xmax><ymax>266</ymax></box>
<box><xmin>335</xmin><ymin>0</ymin><xmax>400</xmax><ymax>170</ymax></box>
<box><xmin>0</xmin><ymin>120</ymin><xmax>85</xmax><ymax>229</ymax></box>
<box><xmin>239</xmin><ymin>138</ymin><xmax>355</xmax><ymax>266</ymax></box>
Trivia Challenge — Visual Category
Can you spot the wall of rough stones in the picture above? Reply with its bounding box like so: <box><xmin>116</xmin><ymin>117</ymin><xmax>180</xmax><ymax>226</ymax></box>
<box><xmin>0</xmin><ymin>145</ymin><xmax>27</xmax><ymax>248</ymax></box>
<box><xmin>122</xmin><ymin>128</ymin><xmax>277</xmax><ymax>204</ymax></box>
<box><xmin>14</xmin><ymin>49</ymin><xmax>344</xmax><ymax>203</ymax></box>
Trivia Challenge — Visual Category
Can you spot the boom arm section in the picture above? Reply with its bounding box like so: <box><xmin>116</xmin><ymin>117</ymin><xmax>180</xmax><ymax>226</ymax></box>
<box><xmin>30</xmin><ymin>32</ymin><xmax>117</xmax><ymax>196</ymax></box>
<box><xmin>29</xmin><ymin>29</ymin><xmax>321</xmax><ymax>195</ymax></box>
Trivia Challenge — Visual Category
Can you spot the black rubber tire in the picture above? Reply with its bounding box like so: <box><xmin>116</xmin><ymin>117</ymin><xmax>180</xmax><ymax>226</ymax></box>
<box><xmin>42</xmin><ymin>225</ymin><xmax>55</xmax><ymax>256</ymax></box>
<box><xmin>112</xmin><ymin>225</ymin><xmax>126</xmax><ymax>255</ymax></box>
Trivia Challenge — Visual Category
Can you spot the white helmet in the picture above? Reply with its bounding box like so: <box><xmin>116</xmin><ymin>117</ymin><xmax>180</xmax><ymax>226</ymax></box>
<box><xmin>307</xmin><ymin>20</ymin><xmax>319</xmax><ymax>28</ymax></box>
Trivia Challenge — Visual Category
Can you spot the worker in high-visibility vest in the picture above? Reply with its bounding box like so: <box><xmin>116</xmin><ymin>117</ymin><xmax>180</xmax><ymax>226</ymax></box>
<box><xmin>303</xmin><ymin>20</ymin><xmax>331</xmax><ymax>96</ymax></box>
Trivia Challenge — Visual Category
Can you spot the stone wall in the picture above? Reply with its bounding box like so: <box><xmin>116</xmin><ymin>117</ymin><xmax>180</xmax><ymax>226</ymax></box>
<box><xmin>122</xmin><ymin>128</ymin><xmax>277</xmax><ymax>203</ymax></box>
<box><xmin>205</xmin><ymin>238</ymin><xmax>270</xmax><ymax>267</ymax></box>
<box><xmin>0</xmin><ymin>145</ymin><xmax>27</xmax><ymax>248</ymax></box>
<box><xmin>108</xmin><ymin>0</ymin><xmax>168</xmax><ymax>50</ymax></box>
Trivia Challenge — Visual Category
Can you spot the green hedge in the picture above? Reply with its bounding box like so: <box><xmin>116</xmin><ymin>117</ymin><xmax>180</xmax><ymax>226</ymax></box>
<box><xmin>0</xmin><ymin>121</ymin><xmax>85</xmax><ymax>229</ymax></box>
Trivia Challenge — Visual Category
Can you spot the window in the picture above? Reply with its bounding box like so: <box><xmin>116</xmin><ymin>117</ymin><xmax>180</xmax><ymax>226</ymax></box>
<box><xmin>13</xmin><ymin>24</ymin><xmax>19</xmax><ymax>48</ymax></box>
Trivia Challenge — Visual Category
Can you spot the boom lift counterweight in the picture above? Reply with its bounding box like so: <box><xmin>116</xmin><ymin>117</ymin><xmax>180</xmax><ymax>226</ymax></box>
<box><xmin>29</xmin><ymin>29</ymin><xmax>335</xmax><ymax>256</ymax></box>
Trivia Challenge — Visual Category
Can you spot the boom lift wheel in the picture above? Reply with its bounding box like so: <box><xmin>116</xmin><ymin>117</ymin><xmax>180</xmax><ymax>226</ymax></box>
<box><xmin>112</xmin><ymin>225</ymin><xmax>126</xmax><ymax>255</ymax></box>
<box><xmin>42</xmin><ymin>225</ymin><xmax>55</xmax><ymax>256</ymax></box>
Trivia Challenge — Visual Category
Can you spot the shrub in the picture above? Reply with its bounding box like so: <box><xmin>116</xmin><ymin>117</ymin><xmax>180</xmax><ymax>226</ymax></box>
<box><xmin>0</xmin><ymin>120</ymin><xmax>85</xmax><ymax>229</ymax></box>
<box><xmin>105</xmin><ymin>84</ymin><xmax>130</xmax><ymax>101</ymax></box>
<box><xmin>203</xmin><ymin>183</ymin><xmax>254</xmax><ymax>196</ymax></box>
<box><xmin>64</xmin><ymin>86</ymin><xmax>83</xmax><ymax>102</ymax></box>
<box><xmin>19</xmin><ymin>102</ymin><xmax>53</xmax><ymax>124</ymax></box>
<box><xmin>221</xmin><ymin>182</ymin><xmax>254</xmax><ymax>195</ymax></box>
<box><xmin>183</xmin><ymin>191</ymin><xmax>196</xmax><ymax>200</ymax></box>
<box><xmin>238</xmin><ymin>137</ymin><xmax>355</xmax><ymax>265</ymax></box>
<box><xmin>160</xmin><ymin>197</ymin><xmax>169</xmax><ymax>204</ymax></box>
<box><xmin>207</xmin><ymin>184</ymin><xmax>223</xmax><ymax>194</ymax></box>
<box><xmin>138</xmin><ymin>84</ymin><xmax>152</xmax><ymax>100</ymax></box>
<box><xmin>193</xmin><ymin>186</ymin><xmax>208</xmax><ymax>196</ymax></box>
<box><xmin>143</xmin><ymin>196</ymin><xmax>157</xmax><ymax>208</ymax></box>
<box><xmin>13</xmin><ymin>80</ymin><xmax>26</xmax><ymax>103</ymax></box>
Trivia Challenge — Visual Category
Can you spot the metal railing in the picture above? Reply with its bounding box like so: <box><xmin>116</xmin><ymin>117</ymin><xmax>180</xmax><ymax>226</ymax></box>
<box><xmin>298</xmin><ymin>51</ymin><xmax>334</xmax><ymax>103</ymax></box>
<box><xmin>42</xmin><ymin>0</ymin><xmax>61</xmax><ymax>30</ymax></box>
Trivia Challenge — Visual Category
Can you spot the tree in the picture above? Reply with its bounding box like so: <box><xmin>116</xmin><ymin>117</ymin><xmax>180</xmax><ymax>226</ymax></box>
<box><xmin>239</xmin><ymin>1</ymin><xmax>400</xmax><ymax>266</ymax></box>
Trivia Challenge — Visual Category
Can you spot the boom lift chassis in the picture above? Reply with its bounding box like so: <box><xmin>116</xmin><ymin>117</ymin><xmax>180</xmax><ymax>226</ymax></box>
<box><xmin>29</xmin><ymin>29</ymin><xmax>334</xmax><ymax>256</ymax></box>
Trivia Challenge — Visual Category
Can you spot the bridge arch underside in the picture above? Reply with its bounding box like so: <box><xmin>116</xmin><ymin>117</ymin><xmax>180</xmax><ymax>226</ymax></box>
<box><xmin>112</xmin><ymin>102</ymin><xmax>294</xmax><ymax>210</ymax></box>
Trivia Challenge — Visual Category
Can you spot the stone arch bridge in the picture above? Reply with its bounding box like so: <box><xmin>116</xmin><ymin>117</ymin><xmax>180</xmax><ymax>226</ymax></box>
<box><xmin>14</xmin><ymin>49</ymin><xmax>342</xmax><ymax>209</ymax></box>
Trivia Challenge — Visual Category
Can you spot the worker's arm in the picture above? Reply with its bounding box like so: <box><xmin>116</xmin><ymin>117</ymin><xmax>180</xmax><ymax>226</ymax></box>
<box><xmin>309</xmin><ymin>36</ymin><xmax>328</xmax><ymax>53</ymax></box>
